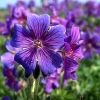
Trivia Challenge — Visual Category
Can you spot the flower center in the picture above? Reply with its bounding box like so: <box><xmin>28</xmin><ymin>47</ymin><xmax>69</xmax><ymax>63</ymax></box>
<box><xmin>88</xmin><ymin>43</ymin><xmax>92</xmax><ymax>48</ymax></box>
<box><xmin>34</xmin><ymin>40</ymin><xmax>42</xmax><ymax>48</ymax></box>
<box><xmin>68</xmin><ymin>49</ymin><xmax>73</xmax><ymax>56</ymax></box>
<box><xmin>65</xmin><ymin>49</ymin><xmax>81</xmax><ymax>60</ymax></box>
<box><xmin>65</xmin><ymin>49</ymin><xmax>73</xmax><ymax>57</ymax></box>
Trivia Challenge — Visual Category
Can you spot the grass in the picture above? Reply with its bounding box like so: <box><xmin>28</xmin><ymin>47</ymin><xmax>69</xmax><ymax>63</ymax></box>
<box><xmin>0</xmin><ymin>9</ymin><xmax>8</xmax><ymax>22</ymax></box>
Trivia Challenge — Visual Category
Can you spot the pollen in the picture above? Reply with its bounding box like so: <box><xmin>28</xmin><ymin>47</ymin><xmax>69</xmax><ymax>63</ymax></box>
<box><xmin>34</xmin><ymin>40</ymin><xmax>43</xmax><ymax>48</ymax></box>
<box><xmin>68</xmin><ymin>49</ymin><xmax>73</xmax><ymax>56</ymax></box>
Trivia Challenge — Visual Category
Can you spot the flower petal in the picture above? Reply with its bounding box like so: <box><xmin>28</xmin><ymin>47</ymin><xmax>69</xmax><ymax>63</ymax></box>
<box><xmin>91</xmin><ymin>33</ymin><xmax>100</xmax><ymax>43</ymax></box>
<box><xmin>64</xmin><ymin>36</ymin><xmax>71</xmax><ymax>43</ymax></box>
<box><xmin>3</xmin><ymin>69</ymin><xmax>12</xmax><ymax>77</ymax></box>
<box><xmin>83</xmin><ymin>48</ymin><xmax>92</xmax><ymax>59</ymax></box>
<box><xmin>2</xmin><ymin>96</ymin><xmax>10</xmax><ymax>100</ymax></box>
<box><xmin>12</xmin><ymin>67</ymin><xmax>18</xmax><ymax>77</ymax></box>
<box><xmin>14</xmin><ymin>47</ymin><xmax>37</xmax><ymax>74</ymax></box>
<box><xmin>70</xmin><ymin>26</ymin><xmax>80</xmax><ymax>44</ymax></box>
<box><xmin>63</xmin><ymin>79</ymin><xmax>68</xmax><ymax>86</ymax></box>
<box><xmin>41</xmin><ymin>78</ymin><xmax>46</xmax><ymax>84</ymax></box>
<box><xmin>43</xmin><ymin>25</ymin><xmax>66</xmax><ymax>49</ymax></box>
<box><xmin>64</xmin><ymin>57</ymin><xmax>78</xmax><ymax>73</ymax></box>
<box><xmin>73</xmin><ymin>46</ymin><xmax>84</xmax><ymax>60</ymax></box>
<box><xmin>27</xmin><ymin>14</ymin><xmax>50</xmax><ymax>39</ymax></box>
<box><xmin>69</xmin><ymin>72</ymin><xmax>77</xmax><ymax>80</ymax></box>
<box><xmin>81</xmin><ymin>32</ymin><xmax>90</xmax><ymax>43</ymax></box>
<box><xmin>64</xmin><ymin>42</ymin><xmax>71</xmax><ymax>53</ymax></box>
<box><xmin>52</xmin><ymin>80</ymin><xmax>59</xmax><ymax>89</ymax></box>
<box><xmin>93</xmin><ymin>45</ymin><xmax>100</xmax><ymax>54</ymax></box>
<box><xmin>10</xmin><ymin>24</ymin><xmax>33</xmax><ymax>48</ymax></box>
<box><xmin>37</xmin><ymin>47</ymin><xmax>63</xmax><ymax>75</ymax></box>
<box><xmin>5</xmin><ymin>78</ymin><xmax>13</xmax><ymax>90</ymax></box>
<box><xmin>64</xmin><ymin>57</ymin><xmax>78</xmax><ymax>80</ymax></box>
<box><xmin>13</xmin><ymin>80</ymin><xmax>21</xmax><ymax>92</ymax></box>
<box><xmin>1</xmin><ymin>52</ymin><xmax>14</xmax><ymax>69</ymax></box>
<box><xmin>6</xmin><ymin>40</ymin><xmax>19</xmax><ymax>53</ymax></box>
<box><xmin>45</xmin><ymin>81</ymin><xmax>52</xmax><ymax>93</ymax></box>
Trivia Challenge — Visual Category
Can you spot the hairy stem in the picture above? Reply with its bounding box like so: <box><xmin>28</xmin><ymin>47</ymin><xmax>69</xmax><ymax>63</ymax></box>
<box><xmin>34</xmin><ymin>75</ymin><xmax>40</xmax><ymax>100</ymax></box>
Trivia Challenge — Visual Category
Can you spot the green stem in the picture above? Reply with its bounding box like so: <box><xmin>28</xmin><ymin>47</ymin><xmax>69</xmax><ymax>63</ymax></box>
<box><xmin>34</xmin><ymin>76</ymin><xmax>40</xmax><ymax>100</ymax></box>
<box><xmin>12</xmin><ymin>88</ymin><xmax>16</xmax><ymax>100</ymax></box>
<box><xmin>12</xmin><ymin>93</ymin><xmax>15</xmax><ymax>100</ymax></box>
<box><xmin>28</xmin><ymin>76</ymin><xmax>34</xmax><ymax>100</ymax></box>
<box><xmin>22</xmin><ymin>89</ymin><xmax>27</xmax><ymax>100</ymax></box>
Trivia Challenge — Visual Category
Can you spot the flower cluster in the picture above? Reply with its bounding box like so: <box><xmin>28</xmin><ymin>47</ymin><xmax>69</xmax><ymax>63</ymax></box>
<box><xmin>1</xmin><ymin>0</ymin><xmax>100</xmax><ymax>99</ymax></box>
<box><xmin>1</xmin><ymin>13</ymin><xmax>83</xmax><ymax>94</ymax></box>
<box><xmin>0</xmin><ymin>0</ymin><xmax>35</xmax><ymax>36</ymax></box>
<box><xmin>1</xmin><ymin>0</ymin><xmax>100</xmax><ymax>60</ymax></box>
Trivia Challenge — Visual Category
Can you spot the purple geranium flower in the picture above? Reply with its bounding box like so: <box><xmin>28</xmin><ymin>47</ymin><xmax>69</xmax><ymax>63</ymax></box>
<box><xmin>41</xmin><ymin>69</ymin><xmax>60</xmax><ymax>93</ymax></box>
<box><xmin>16</xmin><ymin>0</ymin><xmax>26</xmax><ymax>7</ymax></box>
<box><xmin>51</xmin><ymin>8</ymin><xmax>67</xmax><ymax>26</ymax></box>
<box><xmin>2</xmin><ymin>3</ymin><xmax>31</xmax><ymax>36</ymax></box>
<box><xmin>63</xmin><ymin>57</ymin><xmax>78</xmax><ymax>86</ymax></box>
<box><xmin>81</xmin><ymin>32</ymin><xmax>100</xmax><ymax>59</ymax></box>
<box><xmin>7</xmin><ymin>4</ymin><xmax>13</xmax><ymax>12</ymax></box>
<box><xmin>63</xmin><ymin>26</ymin><xmax>83</xmax><ymax>85</ymax></box>
<box><xmin>64</xmin><ymin>26</ymin><xmax>83</xmax><ymax>60</ymax></box>
<box><xmin>84</xmin><ymin>1</ymin><xmax>99</xmax><ymax>17</ymax></box>
<box><xmin>12</xmin><ymin>6</ymin><xmax>29</xmax><ymax>20</ymax></box>
<box><xmin>1</xmin><ymin>40</ymin><xmax>19</xmax><ymax>69</ymax></box>
<box><xmin>28</xmin><ymin>0</ymin><xmax>35</xmax><ymax>9</ymax></box>
<box><xmin>10</xmin><ymin>14</ymin><xmax>66</xmax><ymax>75</ymax></box>
<box><xmin>1</xmin><ymin>52</ymin><xmax>14</xmax><ymax>69</ymax></box>
<box><xmin>1</xmin><ymin>40</ymin><xmax>21</xmax><ymax>92</ymax></box>
<box><xmin>3</xmin><ymin>68</ymin><xmax>21</xmax><ymax>92</ymax></box>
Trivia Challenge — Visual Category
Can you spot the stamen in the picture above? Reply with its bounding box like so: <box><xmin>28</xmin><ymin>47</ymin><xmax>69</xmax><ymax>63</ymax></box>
<box><xmin>34</xmin><ymin>40</ymin><xmax>42</xmax><ymax>48</ymax></box>
<box><xmin>65</xmin><ymin>49</ymin><xmax>81</xmax><ymax>60</ymax></box>
<box><xmin>88</xmin><ymin>43</ymin><xmax>92</xmax><ymax>48</ymax></box>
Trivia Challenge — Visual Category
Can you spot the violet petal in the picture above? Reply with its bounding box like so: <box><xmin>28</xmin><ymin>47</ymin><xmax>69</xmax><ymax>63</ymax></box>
<box><xmin>14</xmin><ymin>47</ymin><xmax>37</xmax><ymax>74</ymax></box>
